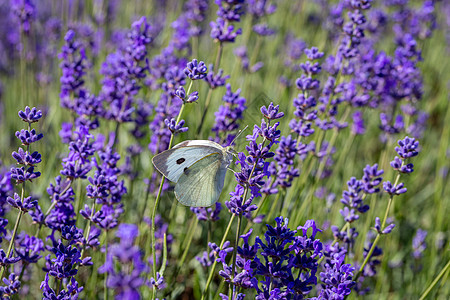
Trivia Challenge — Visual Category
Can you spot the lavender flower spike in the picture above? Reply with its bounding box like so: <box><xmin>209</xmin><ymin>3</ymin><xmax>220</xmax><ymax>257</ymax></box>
<box><xmin>184</xmin><ymin>59</ymin><xmax>208</xmax><ymax>80</ymax></box>
<box><xmin>164</xmin><ymin>118</ymin><xmax>188</xmax><ymax>134</ymax></box>
<box><xmin>18</xmin><ymin>106</ymin><xmax>43</xmax><ymax>124</ymax></box>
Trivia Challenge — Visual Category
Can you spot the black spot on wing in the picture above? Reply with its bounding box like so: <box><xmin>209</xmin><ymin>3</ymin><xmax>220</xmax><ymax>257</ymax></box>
<box><xmin>183</xmin><ymin>167</ymin><xmax>189</xmax><ymax>175</ymax></box>
<box><xmin>177</xmin><ymin>158</ymin><xmax>185</xmax><ymax>164</ymax></box>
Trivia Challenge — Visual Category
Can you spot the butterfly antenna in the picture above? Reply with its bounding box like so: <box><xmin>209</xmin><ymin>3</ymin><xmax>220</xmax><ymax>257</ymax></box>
<box><xmin>230</xmin><ymin>125</ymin><xmax>249</xmax><ymax>146</ymax></box>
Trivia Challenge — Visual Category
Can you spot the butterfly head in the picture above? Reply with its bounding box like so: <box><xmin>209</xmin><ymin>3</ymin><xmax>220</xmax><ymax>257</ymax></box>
<box><xmin>225</xmin><ymin>145</ymin><xmax>237</xmax><ymax>157</ymax></box>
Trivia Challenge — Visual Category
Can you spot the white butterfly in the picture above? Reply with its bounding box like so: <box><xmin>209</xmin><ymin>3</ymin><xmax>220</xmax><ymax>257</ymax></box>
<box><xmin>152</xmin><ymin>140</ymin><xmax>236</xmax><ymax>207</ymax></box>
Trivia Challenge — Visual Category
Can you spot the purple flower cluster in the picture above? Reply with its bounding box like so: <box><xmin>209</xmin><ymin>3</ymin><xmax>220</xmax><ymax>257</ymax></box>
<box><xmin>99</xmin><ymin>224</ymin><xmax>148</xmax><ymax>299</ymax></box>
<box><xmin>210</xmin><ymin>0</ymin><xmax>244</xmax><ymax>43</ymax></box>
<box><xmin>10</xmin><ymin>107</ymin><xmax>43</xmax><ymax>185</ymax></box>
<box><xmin>216</xmin><ymin>216</ymin><xmax>356</xmax><ymax>299</ymax></box>
<box><xmin>191</xmin><ymin>203</ymin><xmax>222</xmax><ymax>222</ymax></box>
<box><xmin>148</xmin><ymin>57</ymin><xmax>205</xmax><ymax>155</ymax></box>
<box><xmin>226</xmin><ymin>103</ymin><xmax>282</xmax><ymax>218</ymax></box>
<box><xmin>0</xmin><ymin>273</ymin><xmax>20</xmax><ymax>298</ymax></box>
<box><xmin>383</xmin><ymin>136</ymin><xmax>420</xmax><ymax>196</ymax></box>
<box><xmin>101</xmin><ymin>16</ymin><xmax>153</xmax><ymax>124</ymax></box>
<box><xmin>40</xmin><ymin>237</ymin><xmax>86</xmax><ymax>299</ymax></box>
<box><xmin>0</xmin><ymin>163</ymin><xmax>13</xmax><ymax>243</ymax></box>
<box><xmin>211</xmin><ymin>83</ymin><xmax>247</xmax><ymax>144</ymax></box>
<box><xmin>248</xmin><ymin>0</ymin><xmax>277</xmax><ymax>37</ymax></box>
<box><xmin>184</xmin><ymin>0</ymin><xmax>209</xmax><ymax>36</ymax></box>
<box><xmin>80</xmin><ymin>145</ymin><xmax>127</xmax><ymax>232</ymax></box>
<box><xmin>11</xmin><ymin>0</ymin><xmax>35</xmax><ymax>35</ymax></box>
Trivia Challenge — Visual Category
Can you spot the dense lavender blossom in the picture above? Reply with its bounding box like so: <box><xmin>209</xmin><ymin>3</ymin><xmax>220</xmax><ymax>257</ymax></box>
<box><xmin>217</xmin><ymin>217</ymin><xmax>347</xmax><ymax>299</ymax></box>
<box><xmin>210</xmin><ymin>0</ymin><xmax>244</xmax><ymax>43</ymax></box>
<box><xmin>383</xmin><ymin>137</ymin><xmax>420</xmax><ymax>196</ymax></box>
<box><xmin>334</xmin><ymin>163</ymin><xmax>383</xmax><ymax>254</ymax></box>
<box><xmin>184</xmin><ymin>59</ymin><xmax>208</xmax><ymax>80</ymax></box>
<box><xmin>41</xmin><ymin>274</ymin><xmax>83</xmax><ymax>300</ymax></box>
<box><xmin>211</xmin><ymin>83</ymin><xmax>247</xmax><ymax>144</ymax></box>
<box><xmin>0</xmin><ymin>1</ymin><xmax>444</xmax><ymax>299</ymax></box>
<box><xmin>226</xmin><ymin>103</ymin><xmax>282</xmax><ymax>216</ymax></box>
<box><xmin>101</xmin><ymin>16</ymin><xmax>153</xmax><ymax>123</ymax></box>
<box><xmin>316</xmin><ymin>253</ymin><xmax>355</xmax><ymax>299</ymax></box>
<box><xmin>11</xmin><ymin>0</ymin><xmax>35</xmax><ymax>34</ymax></box>
<box><xmin>99</xmin><ymin>224</ymin><xmax>149</xmax><ymax>299</ymax></box>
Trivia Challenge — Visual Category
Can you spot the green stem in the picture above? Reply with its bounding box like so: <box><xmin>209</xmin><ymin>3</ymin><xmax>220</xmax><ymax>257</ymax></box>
<box><xmin>80</xmin><ymin>202</ymin><xmax>97</xmax><ymax>261</ymax></box>
<box><xmin>149</xmin><ymin>92</ymin><xmax>190</xmax><ymax>299</ymax></box>
<box><xmin>197</xmin><ymin>41</ymin><xmax>223</xmax><ymax>136</ymax></box>
<box><xmin>0</xmin><ymin>183</ymin><xmax>26</xmax><ymax>280</ymax></box>
<box><xmin>74</xmin><ymin>179</ymin><xmax>83</xmax><ymax>228</ymax></box>
<box><xmin>151</xmin><ymin>176</ymin><xmax>165</xmax><ymax>299</ymax></box>
<box><xmin>197</xmin><ymin>87</ymin><xmax>213</xmax><ymax>136</ymax></box>
<box><xmin>419</xmin><ymin>258</ymin><xmax>450</xmax><ymax>300</ymax></box>
<box><xmin>174</xmin><ymin>218</ymin><xmax>199</xmax><ymax>278</ymax></box>
<box><xmin>215</xmin><ymin>42</ymin><xmax>223</xmax><ymax>71</ymax></box>
<box><xmin>201</xmin><ymin>214</ymin><xmax>235</xmax><ymax>300</ymax></box>
<box><xmin>104</xmin><ymin>231</ymin><xmax>109</xmax><ymax>300</ymax></box>
<box><xmin>354</xmin><ymin>171</ymin><xmax>401</xmax><ymax>281</ymax></box>
<box><xmin>265</xmin><ymin>192</ymin><xmax>282</xmax><ymax>223</ymax></box>
<box><xmin>229</xmin><ymin>213</ymin><xmax>242</xmax><ymax>300</ymax></box>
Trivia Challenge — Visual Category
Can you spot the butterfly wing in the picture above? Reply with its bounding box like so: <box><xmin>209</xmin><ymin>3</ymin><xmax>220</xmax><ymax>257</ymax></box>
<box><xmin>174</xmin><ymin>153</ymin><xmax>228</xmax><ymax>207</ymax></box>
<box><xmin>152</xmin><ymin>145</ymin><xmax>221</xmax><ymax>182</ymax></box>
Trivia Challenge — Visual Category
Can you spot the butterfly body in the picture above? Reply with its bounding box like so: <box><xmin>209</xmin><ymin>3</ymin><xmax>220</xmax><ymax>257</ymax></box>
<box><xmin>152</xmin><ymin>140</ymin><xmax>235</xmax><ymax>207</ymax></box>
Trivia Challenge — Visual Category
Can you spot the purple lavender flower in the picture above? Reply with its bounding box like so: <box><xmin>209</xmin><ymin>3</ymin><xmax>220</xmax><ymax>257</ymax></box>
<box><xmin>251</xmin><ymin>218</ymin><xmax>326</xmax><ymax>299</ymax></box>
<box><xmin>247</xmin><ymin>0</ymin><xmax>277</xmax><ymax>18</ymax></box>
<box><xmin>204</xmin><ymin>64</ymin><xmax>230</xmax><ymax>89</ymax></box>
<box><xmin>0</xmin><ymin>273</ymin><xmax>20</xmax><ymax>298</ymax></box>
<box><xmin>361</xmin><ymin>164</ymin><xmax>384</xmax><ymax>194</ymax></box>
<box><xmin>15</xmin><ymin>233</ymin><xmax>44</xmax><ymax>264</ymax></box>
<box><xmin>191</xmin><ymin>203</ymin><xmax>222</xmax><ymax>222</ymax></box>
<box><xmin>184</xmin><ymin>59</ymin><xmax>208</xmax><ymax>80</ymax></box>
<box><xmin>0</xmin><ymin>249</ymin><xmax>21</xmax><ymax>266</ymax></box>
<box><xmin>374</xmin><ymin>217</ymin><xmax>395</xmax><ymax>234</ymax></box>
<box><xmin>184</xmin><ymin>0</ymin><xmax>209</xmax><ymax>36</ymax></box>
<box><xmin>210</xmin><ymin>18</ymin><xmax>242</xmax><ymax>43</ymax></box>
<box><xmin>215</xmin><ymin>0</ymin><xmax>245</xmax><ymax>22</ymax></box>
<box><xmin>252</xmin><ymin>23</ymin><xmax>276</xmax><ymax>36</ymax></box>
<box><xmin>6</xmin><ymin>193</ymin><xmax>37</xmax><ymax>212</ymax></box>
<box><xmin>390</xmin><ymin>156</ymin><xmax>414</xmax><ymax>173</ymax></box>
<box><xmin>382</xmin><ymin>181</ymin><xmax>407</xmax><ymax>195</ymax></box>
<box><xmin>260</xmin><ymin>103</ymin><xmax>284</xmax><ymax>120</ymax></box>
<box><xmin>395</xmin><ymin>136</ymin><xmax>419</xmax><ymax>159</ymax></box>
<box><xmin>352</xmin><ymin>110</ymin><xmax>365</xmax><ymax>135</ymax></box>
<box><xmin>18</xmin><ymin>106</ymin><xmax>42</xmax><ymax>124</ymax></box>
<box><xmin>317</xmin><ymin>253</ymin><xmax>355</xmax><ymax>299</ymax></box>
<box><xmin>412</xmin><ymin>229</ymin><xmax>427</xmax><ymax>259</ymax></box>
<box><xmin>58</xmin><ymin>30</ymin><xmax>88</xmax><ymax>109</ymax></box>
<box><xmin>211</xmin><ymin>83</ymin><xmax>247</xmax><ymax>144</ymax></box>
<box><xmin>43</xmin><ymin>241</ymin><xmax>82</xmax><ymax>279</ymax></box>
<box><xmin>11</xmin><ymin>148</ymin><xmax>41</xmax><ymax>166</ymax></box>
<box><xmin>41</xmin><ymin>274</ymin><xmax>83</xmax><ymax>300</ymax></box>
<box><xmin>99</xmin><ymin>224</ymin><xmax>149</xmax><ymax>298</ymax></box>
<box><xmin>164</xmin><ymin>118</ymin><xmax>188</xmax><ymax>134</ymax></box>
<box><xmin>15</xmin><ymin>129</ymin><xmax>43</xmax><ymax>146</ymax></box>
<box><xmin>11</xmin><ymin>0</ymin><xmax>35</xmax><ymax>34</ymax></box>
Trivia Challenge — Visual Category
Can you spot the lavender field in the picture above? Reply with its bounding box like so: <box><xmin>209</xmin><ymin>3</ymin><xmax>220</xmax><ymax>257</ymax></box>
<box><xmin>0</xmin><ymin>0</ymin><xmax>449</xmax><ymax>299</ymax></box>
